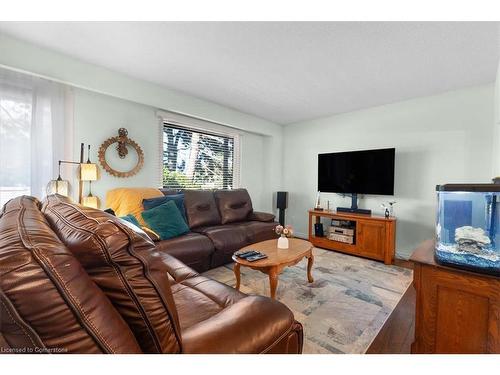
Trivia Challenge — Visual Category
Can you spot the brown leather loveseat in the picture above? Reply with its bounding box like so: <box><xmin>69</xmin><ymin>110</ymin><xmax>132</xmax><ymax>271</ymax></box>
<box><xmin>0</xmin><ymin>195</ymin><xmax>303</xmax><ymax>354</ymax></box>
<box><xmin>127</xmin><ymin>188</ymin><xmax>278</xmax><ymax>272</ymax></box>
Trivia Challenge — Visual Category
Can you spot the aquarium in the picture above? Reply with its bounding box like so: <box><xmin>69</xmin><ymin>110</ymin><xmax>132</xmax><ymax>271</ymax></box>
<box><xmin>435</xmin><ymin>184</ymin><xmax>500</xmax><ymax>276</ymax></box>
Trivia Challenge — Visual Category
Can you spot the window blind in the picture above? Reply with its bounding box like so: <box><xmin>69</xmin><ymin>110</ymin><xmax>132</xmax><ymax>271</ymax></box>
<box><xmin>162</xmin><ymin>123</ymin><xmax>238</xmax><ymax>190</ymax></box>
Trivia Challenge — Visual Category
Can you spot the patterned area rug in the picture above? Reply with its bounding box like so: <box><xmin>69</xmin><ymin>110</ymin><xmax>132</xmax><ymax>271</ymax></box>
<box><xmin>203</xmin><ymin>248</ymin><xmax>413</xmax><ymax>354</ymax></box>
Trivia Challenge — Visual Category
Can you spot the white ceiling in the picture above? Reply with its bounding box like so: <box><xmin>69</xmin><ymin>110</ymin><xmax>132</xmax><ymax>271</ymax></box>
<box><xmin>0</xmin><ymin>22</ymin><xmax>499</xmax><ymax>124</ymax></box>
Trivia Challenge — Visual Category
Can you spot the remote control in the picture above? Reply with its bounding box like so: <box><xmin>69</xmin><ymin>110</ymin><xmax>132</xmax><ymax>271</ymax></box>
<box><xmin>236</xmin><ymin>251</ymin><xmax>260</xmax><ymax>259</ymax></box>
<box><xmin>235</xmin><ymin>250</ymin><xmax>253</xmax><ymax>257</ymax></box>
<box><xmin>246</xmin><ymin>254</ymin><xmax>268</xmax><ymax>262</ymax></box>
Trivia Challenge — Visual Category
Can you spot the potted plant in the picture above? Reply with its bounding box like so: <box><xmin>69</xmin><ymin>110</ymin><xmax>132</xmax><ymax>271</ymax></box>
<box><xmin>275</xmin><ymin>224</ymin><xmax>293</xmax><ymax>249</ymax></box>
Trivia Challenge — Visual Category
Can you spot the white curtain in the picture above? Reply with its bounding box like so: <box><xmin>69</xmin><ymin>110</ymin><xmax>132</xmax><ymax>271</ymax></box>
<box><xmin>0</xmin><ymin>68</ymin><xmax>73</xmax><ymax>206</ymax></box>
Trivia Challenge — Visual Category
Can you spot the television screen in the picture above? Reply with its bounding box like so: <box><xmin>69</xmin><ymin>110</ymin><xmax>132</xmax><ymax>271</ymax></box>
<box><xmin>318</xmin><ymin>148</ymin><xmax>395</xmax><ymax>195</ymax></box>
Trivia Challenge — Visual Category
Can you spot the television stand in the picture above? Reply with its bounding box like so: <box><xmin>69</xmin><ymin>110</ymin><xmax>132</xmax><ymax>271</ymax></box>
<box><xmin>337</xmin><ymin>193</ymin><xmax>372</xmax><ymax>215</ymax></box>
<box><xmin>308</xmin><ymin>209</ymin><xmax>396</xmax><ymax>264</ymax></box>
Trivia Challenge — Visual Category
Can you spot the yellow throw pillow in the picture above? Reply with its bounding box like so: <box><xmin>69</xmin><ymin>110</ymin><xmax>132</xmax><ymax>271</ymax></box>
<box><xmin>106</xmin><ymin>187</ymin><xmax>163</xmax><ymax>226</ymax></box>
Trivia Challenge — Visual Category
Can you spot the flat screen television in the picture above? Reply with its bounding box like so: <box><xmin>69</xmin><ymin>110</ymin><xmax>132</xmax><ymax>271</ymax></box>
<box><xmin>318</xmin><ymin>148</ymin><xmax>395</xmax><ymax>195</ymax></box>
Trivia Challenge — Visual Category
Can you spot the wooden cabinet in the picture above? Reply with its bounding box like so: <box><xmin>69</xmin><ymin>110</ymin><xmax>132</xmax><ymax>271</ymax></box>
<box><xmin>308</xmin><ymin>210</ymin><xmax>396</xmax><ymax>264</ymax></box>
<box><xmin>411</xmin><ymin>240</ymin><xmax>500</xmax><ymax>353</ymax></box>
<box><xmin>357</xmin><ymin>221</ymin><xmax>386</xmax><ymax>260</ymax></box>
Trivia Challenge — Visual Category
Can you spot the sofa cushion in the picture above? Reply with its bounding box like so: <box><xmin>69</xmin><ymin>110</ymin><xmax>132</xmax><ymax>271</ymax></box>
<box><xmin>161</xmin><ymin>250</ymin><xmax>303</xmax><ymax>354</ymax></box>
<box><xmin>193</xmin><ymin>224</ymin><xmax>249</xmax><ymax>267</ymax></box>
<box><xmin>0</xmin><ymin>196</ymin><xmax>141</xmax><ymax>354</ymax></box>
<box><xmin>141</xmin><ymin>200</ymin><xmax>190</xmax><ymax>240</ymax></box>
<box><xmin>155</xmin><ymin>232</ymin><xmax>215</xmax><ymax>273</ymax></box>
<box><xmin>248</xmin><ymin>211</ymin><xmax>276</xmax><ymax>222</ymax></box>
<box><xmin>238</xmin><ymin>221</ymin><xmax>279</xmax><ymax>244</ymax></box>
<box><xmin>42</xmin><ymin>194</ymin><xmax>182</xmax><ymax>354</ymax></box>
<box><xmin>157</xmin><ymin>252</ymin><xmax>200</xmax><ymax>284</ymax></box>
<box><xmin>182</xmin><ymin>295</ymin><xmax>297</xmax><ymax>354</ymax></box>
<box><xmin>171</xmin><ymin>275</ymin><xmax>246</xmax><ymax>331</ymax></box>
<box><xmin>142</xmin><ymin>194</ymin><xmax>187</xmax><ymax>223</ymax></box>
<box><xmin>215</xmin><ymin>189</ymin><xmax>253</xmax><ymax>224</ymax></box>
<box><xmin>184</xmin><ymin>190</ymin><xmax>221</xmax><ymax>229</ymax></box>
<box><xmin>194</xmin><ymin>224</ymin><xmax>248</xmax><ymax>251</ymax></box>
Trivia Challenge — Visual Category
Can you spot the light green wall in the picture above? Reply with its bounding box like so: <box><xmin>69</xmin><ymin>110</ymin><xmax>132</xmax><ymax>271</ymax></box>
<box><xmin>283</xmin><ymin>85</ymin><xmax>495</xmax><ymax>259</ymax></box>
<box><xmin>73</xmin><ymin>88</ymin><xmax>271</xmax><ymax>210</ymax></box>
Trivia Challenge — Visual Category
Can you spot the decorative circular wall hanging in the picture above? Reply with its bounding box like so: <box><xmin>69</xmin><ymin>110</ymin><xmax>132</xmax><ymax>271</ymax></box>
<box><xmin>98</xmin><ymin>128</ymin><xmax>144</xmax><ymax>178</ymax></box>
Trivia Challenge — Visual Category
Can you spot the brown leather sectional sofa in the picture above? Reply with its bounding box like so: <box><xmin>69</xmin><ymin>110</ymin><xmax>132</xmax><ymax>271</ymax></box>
<box><xmin>0</xmin><ymin>195</ymin><xmax>303</xmax><ymax>354</ymax></box>
<box><xmin>154</xmin><ymin>188</ymin><xmax>278</xmax><ymax>272</ymax></box>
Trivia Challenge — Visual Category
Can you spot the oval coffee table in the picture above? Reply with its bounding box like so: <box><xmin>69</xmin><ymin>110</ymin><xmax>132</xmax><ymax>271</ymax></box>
<box><xmin>232</xmin><ymin>238</ymin><xmax>314</xmax><ymax>299</ymax></box>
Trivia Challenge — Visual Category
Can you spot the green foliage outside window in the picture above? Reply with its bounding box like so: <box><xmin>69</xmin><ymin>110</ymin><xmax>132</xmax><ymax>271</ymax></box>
<box><xmin>162</xmin><ymin>125</ymin><xmax>234</xmax><ymax>190</ymax></box>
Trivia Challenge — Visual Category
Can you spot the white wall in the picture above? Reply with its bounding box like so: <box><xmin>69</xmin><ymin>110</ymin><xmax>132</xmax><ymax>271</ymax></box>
<box><xmin>73</xmin><ymin>88</ymin><xmax>272</xmax><ymax>211</ymax></box>
<box><xmin>283</xmin><ymin>85</ymin><xmax>495</xmax><ymax>258</ymax></box>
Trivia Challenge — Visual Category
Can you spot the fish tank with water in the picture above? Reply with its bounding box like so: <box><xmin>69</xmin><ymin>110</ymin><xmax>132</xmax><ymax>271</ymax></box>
<box><xmin>435</xmin><ymin>184</ymin><xmax>500</xmax><ymax>276</ymax></box>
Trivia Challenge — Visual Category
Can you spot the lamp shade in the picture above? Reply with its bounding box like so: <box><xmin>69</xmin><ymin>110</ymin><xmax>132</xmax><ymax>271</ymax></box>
<box><xmin>46</xmin><ymin>179</ymin><xmax>69</xmax><ymax>196</ymax></box>
<box><xmin>82</xmin><ymin>195</ymin><xmax>99</xmax><ymax>209</ymax></box>
<box><xmin>80</xmin><ymin>163</ymin><xmax>98</xmax><ymax>181</ymax></box>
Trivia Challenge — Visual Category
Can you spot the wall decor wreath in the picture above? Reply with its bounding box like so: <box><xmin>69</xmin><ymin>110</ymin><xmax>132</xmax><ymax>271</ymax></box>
<box><xmin>98</xmin><ymin>128</ymin><xmax>144</xmax><ymax>178</ymax></box>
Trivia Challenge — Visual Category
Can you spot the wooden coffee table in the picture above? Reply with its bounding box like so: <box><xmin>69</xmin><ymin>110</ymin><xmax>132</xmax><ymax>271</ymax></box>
<box><xmin>232</xmin><ymin>238</ymin><xmax>314</xmax><ymax>299</ymax></box>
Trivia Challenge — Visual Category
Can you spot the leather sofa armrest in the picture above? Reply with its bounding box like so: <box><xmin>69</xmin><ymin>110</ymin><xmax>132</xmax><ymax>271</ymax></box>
<box><xmin>157</xmin><ymin>252</ymin><xmax>199</xmax><ymax>283</ymax></box>
<box><xmin>248</xmin><ymin>211</ymin><xmax>276</xmax><ymax>222</ymax></box>
<box><xmin>182</xmin><ymin>295</ymin><xmax>301</xmax><ymax>354</ymax></box>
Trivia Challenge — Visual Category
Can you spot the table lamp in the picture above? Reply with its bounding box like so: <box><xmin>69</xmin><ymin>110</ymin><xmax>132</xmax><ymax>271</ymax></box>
<box><xmin>80</xmin><ymin>145</ymin><xmax>98</xmax><ymax>182</ymax></box>
<box><xmin>81</xmin><ymin>145</ymin><xmax>100</xmax><ymax>208</ymax></box>
<box><xmin>80</xmin><ymin>163</ymin><xmax>98</xmax><ymax>181</ymax></box>
<box><xmin>46</xmin><ymin>171</ymin><xmax>70</xmax><ymax>196</ymax></box>
<box><xmin>82</xmin><ymin>181</ymin><xmax>99</xmax><ymax>209</ymax></box>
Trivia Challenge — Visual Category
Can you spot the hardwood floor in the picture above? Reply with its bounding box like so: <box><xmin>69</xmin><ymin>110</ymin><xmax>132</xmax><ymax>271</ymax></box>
<box><xmin>366</xmin><ymin>258</ymin><xmax>416</xmax><ymax>354</ymax></box>
<box><xmin>393</xmin><ymin>258</ymin><xmax>414</xmax><ymax>270</ymax></box>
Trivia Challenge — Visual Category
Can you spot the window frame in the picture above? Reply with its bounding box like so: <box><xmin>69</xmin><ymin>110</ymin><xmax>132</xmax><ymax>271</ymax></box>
<box><xmin>158</xmin><ymin>112</ymin><xmax>240</xmax><ymax>190</ymax></box>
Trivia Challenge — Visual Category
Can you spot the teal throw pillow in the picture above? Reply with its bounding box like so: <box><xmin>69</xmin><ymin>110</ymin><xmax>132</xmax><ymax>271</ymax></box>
<box><xmin>142</xmin><ymin>194</ymin><xmax>187</xmax><ymax>223</ymax></box>
<box><xmin>141</xmin><ymin>200</ymin><xmax>189</xmax><ymax>240</ymax></box>
<box><xmin>120</xmin><ymin>214</ymin><xmax>141</xmax><ymax>228</ymax></box>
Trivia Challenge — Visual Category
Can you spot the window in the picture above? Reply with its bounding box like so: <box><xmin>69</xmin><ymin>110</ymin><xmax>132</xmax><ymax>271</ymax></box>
<box><xmin>162</xmin><ymin>124</ymin><xmax>238</xmax><ymax>190</ymax></box>
<box><xmin>0</xmin><ymin>68</ymin><xmax>70</xmax><ymax>207</ymax></box>
<box><xmin>0</xmin><ymin>84</ymin><xmax>32</xmax><ymax>206</ymax></box>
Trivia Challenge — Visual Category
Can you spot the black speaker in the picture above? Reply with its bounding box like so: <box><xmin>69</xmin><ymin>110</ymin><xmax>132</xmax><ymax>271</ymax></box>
<box><xmin>314</xmin><ymin>223</ymin><xmax>324</xmax><ymax>237</ymax></box>
<box><xmin>277</xmin><ymin>192</ymin><xmax>288</xmax><ymax>209</ymax></box>
<box><xmin>276</xmin><ymin>191</ymin><xmax>288</xmax><ymax>226</ymax></box>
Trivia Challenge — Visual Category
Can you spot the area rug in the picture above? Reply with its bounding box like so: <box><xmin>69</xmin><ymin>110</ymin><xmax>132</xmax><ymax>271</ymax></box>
<box><xmin>203</xmin><ymin>248</ymin><xmax>413</xmax><ymax>354</ymax></box>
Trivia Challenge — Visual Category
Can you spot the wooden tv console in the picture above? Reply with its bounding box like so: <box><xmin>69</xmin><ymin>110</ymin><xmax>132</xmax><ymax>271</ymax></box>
<box><xmin>308</xmin><ymin>209</ymin><xmax>396</xmax><ymax>264</ymax></box>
